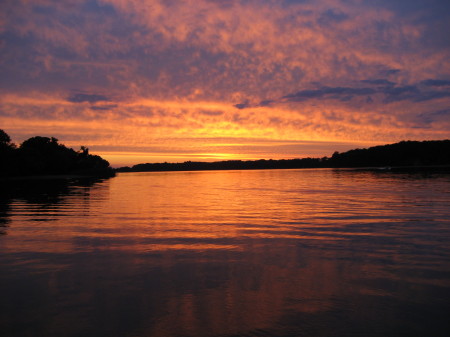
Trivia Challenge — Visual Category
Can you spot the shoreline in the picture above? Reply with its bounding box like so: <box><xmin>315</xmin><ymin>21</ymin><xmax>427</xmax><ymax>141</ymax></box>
<box><xmin>0</xmin><ymin>171</ymin><xmax>115</xmax><ymax>181</ymax></box>
<box><xmin>116</xmin><ymin>164</ymin><xmax>450</xmax><ymax>174</ymax></box>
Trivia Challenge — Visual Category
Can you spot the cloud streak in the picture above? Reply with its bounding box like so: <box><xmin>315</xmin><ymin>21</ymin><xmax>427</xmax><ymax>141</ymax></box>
<box><xmin>235</xmin><ymin>78</ymin><xmax>450</xmax><ymax>107</ymax></box>
<box><xmin>67</xmin><ymin>93</ymin><xmax>111</xmax><ymax>104</ymax></box>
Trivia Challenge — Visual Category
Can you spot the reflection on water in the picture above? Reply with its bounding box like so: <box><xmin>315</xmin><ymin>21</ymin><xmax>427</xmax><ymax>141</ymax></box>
<box><xmin>1</xmin><ymin>170</ymin><xmax>450</xmax><ymax>337</ymax></box>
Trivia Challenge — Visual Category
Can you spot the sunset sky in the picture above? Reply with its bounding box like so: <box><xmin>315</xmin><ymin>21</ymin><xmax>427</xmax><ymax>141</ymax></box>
<box><xmin>1</xmin><ymin>0</ymin><xmax>449</xmax><ymax>166</ymax></box>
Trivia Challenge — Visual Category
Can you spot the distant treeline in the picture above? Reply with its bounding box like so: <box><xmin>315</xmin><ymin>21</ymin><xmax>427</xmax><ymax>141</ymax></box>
<box><xmin>0</xmin><ymin>129</ymin><xmax>114</xmax><ymax>177</ymax></box>
<box><xmin>328</xmin><ymin>140</ymin><xmax>450</xmax><ymax>168</ymax></box>
<box><xmin>117</xmin><ymin>140</ymin><xmax>450</xmax><ymax>173</ymax></box>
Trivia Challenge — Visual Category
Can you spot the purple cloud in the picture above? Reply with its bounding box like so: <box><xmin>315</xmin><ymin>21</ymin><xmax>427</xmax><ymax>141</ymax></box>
<box><xmin>67</xmin><ymin>93</ymin><xmax>110</xmax><ymax>104</ymax></box>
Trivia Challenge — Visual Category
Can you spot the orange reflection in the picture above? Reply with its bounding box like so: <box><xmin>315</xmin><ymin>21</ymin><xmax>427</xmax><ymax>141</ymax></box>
<box><xmin>2</xmin><ymin>170</ymin><xmax>450</xmax><ymax>336</ymax></box>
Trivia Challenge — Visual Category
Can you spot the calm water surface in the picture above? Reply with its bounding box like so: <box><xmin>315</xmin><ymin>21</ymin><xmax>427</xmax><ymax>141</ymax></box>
<box><xmin>1</xmin><ymin>169</ymin><xmax>450</xmax><ymax>337</ymax></box>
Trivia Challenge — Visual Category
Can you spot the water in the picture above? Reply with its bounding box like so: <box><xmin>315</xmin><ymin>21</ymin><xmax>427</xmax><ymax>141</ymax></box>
<box><xmin>1</xmin><ymin>169</ymin><xmax>450</xmax><ymax>337</ymax></box>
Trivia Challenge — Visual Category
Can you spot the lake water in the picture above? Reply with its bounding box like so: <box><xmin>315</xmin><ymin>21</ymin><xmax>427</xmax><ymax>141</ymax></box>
<box><xmin>1</xmin><ymin>169</ymin><xmax>450</xmax><ymax>337</ymax></box>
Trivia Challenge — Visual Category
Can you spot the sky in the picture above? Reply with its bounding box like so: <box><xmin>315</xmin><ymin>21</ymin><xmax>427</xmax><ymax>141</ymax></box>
<box><xmin>1</xmin><ymin>0</ymin><xmax>449</xmax><ymax>166</ymax></box>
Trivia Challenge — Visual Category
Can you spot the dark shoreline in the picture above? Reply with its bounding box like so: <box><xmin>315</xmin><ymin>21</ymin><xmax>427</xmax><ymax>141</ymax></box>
<box><xmin>116</xmin><ymin>140</ymin><xmax>450</xmax><ymax>174</ymax></box>
<box><xmin>116</xmin><ymin>164</ymin><xmax>450</xmax><ymax>174</ymax></box>
<box><xmin>335</xmin><ymin>164</ymin><xmax>450</xmax><ymax>172</ymax></box>
<box><xmin>0</xmin><ymin>169</ymin><xmax>115</xmax><ymax>181</ymax></box>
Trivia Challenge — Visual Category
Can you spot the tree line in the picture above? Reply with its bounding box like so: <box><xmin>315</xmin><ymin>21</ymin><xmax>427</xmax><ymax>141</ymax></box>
<box><xmin>0</xmin><ymin>129</ymin><xmax>114</xmax><ymax>177</ymax></box>
<box><xmin>117</xmin><ymin>140</ymin><xmax>450</xmax><ymax>172</ymax></box>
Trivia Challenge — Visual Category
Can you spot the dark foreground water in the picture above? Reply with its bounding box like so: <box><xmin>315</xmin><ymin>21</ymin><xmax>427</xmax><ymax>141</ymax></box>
<box><xmin>1</xmin><ymin>169</ymin><xmax>450</xmax><ymax>337</ymax></box>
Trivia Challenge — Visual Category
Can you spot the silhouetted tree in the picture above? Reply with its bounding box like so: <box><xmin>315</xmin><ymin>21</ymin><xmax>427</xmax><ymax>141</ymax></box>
<box><xmin>326</xmin><ymin>140</ymin><xmax>450</xmax><ymax>168</ymax></box>
<box><xmin>0</xmin><ymin>130</ymin><xmax>17</xmax><ymax>175</ymax></box>
<box><xmin>0</xmin><ymin>129</ymin><xmax>12</xmax><ymax>145</ymax></box>
<box><xmin>79</xmin><ymin>146</ymin><xmax>89</xmax><ymax>156</ymax></box>
<box><xmin>18</xmin><ymin>136</ymin><xmax>77</xmax><ymax>174</ymax></box>
<box><xmin>0</xmin><ymin>130</ymin><xmax>114</xmax><ymax>177</ymax></box>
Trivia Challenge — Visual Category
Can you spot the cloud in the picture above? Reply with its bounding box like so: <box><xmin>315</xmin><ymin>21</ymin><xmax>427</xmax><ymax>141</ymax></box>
<box><xmin>382</xmin><ymin>84</ymin><xmax>450</xmax><ymax>103</ymax></box>
<box><xmin>420</xmin><ymin>79</ymin><xmax>450</xmax><ymax>87</ymax></box>
<box><xmin>415</xmin><ymin>108</ymin><xmax>450</xmax><ymax>126</ymax></box>
<box><xmin>1</xmin><ymin>0</ymin><xmax>450</xmax><ymax>164</ymax></box>
<box><xmin>3</xmin><ymin>0</ymin><xmax>445</xmax><ymax>101</ymax></box>
<box><xmin>90</xmin><ymin>104</ymin><xmax>118</xmax><ymax>111</ymax></box>
<box><xmin>282</xmin><ymin>86</ymin><xmax>377</xmax><ymax>102</ymax></box>
<box><xmin>318</xmin><ymin>8</ymin><xmax>349</xmax><ymax>26</ymax></box>
<box><xmin>67</xmin><ymin>93</ymin><xmax>111</xmax><ymax>104</ymax></box>
<box><xmin>414</xmin><ymin>91</ymin><xmax>450</xmax><ymax>102</ymax></box>
<box><xmin>361</xmin><ymin>79</ymin><xmax>396</xmax><ymax>86</ymax></box>
<box><xmin>239</xmin><ymin>78</ymin><xmax>450</xmax><ymax>106</ymax></box>
<box><xmin>259</xmin><ymin>100</ymin><xmax>275</xmax><ymax>107</ymax></box>
<box><xmin>381</xmin><ymin>85</ymin><xmax>420</xmax><ymax>103</ymax></box>
<box><xmin>379</xmin><ymin>69</ymin><xmax>401</xmax><ymax>76</ymax></box>
<box><xmin>199</xmin><ymin>110</ymin><xmax>224</xmax><ymax>116</ymax></box>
